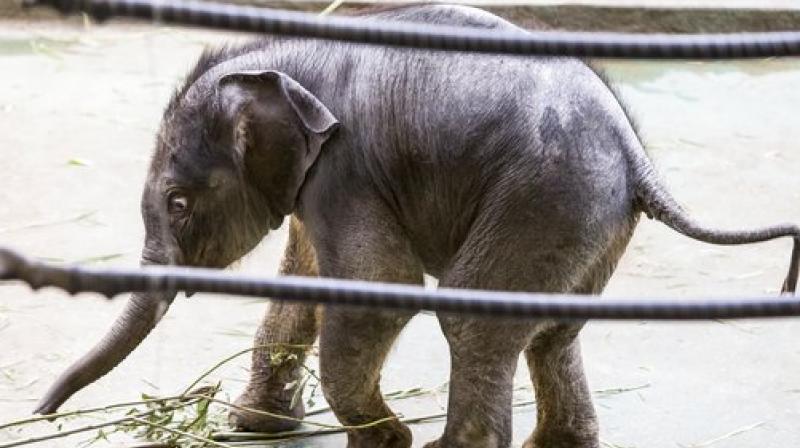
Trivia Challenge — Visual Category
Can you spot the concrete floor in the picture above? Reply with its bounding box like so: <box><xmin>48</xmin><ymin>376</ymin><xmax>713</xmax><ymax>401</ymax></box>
<box><xmin>0</xmin><ymin>19</ymin><xmax>799</xmax><ymax>448</ymax></box>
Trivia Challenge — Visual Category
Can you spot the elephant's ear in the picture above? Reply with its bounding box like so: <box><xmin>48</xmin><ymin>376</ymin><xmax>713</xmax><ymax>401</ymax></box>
<box><xmin>218</xmin><ymin>70</ymin><xmax>339</xmax><ymax>217</ymax></box>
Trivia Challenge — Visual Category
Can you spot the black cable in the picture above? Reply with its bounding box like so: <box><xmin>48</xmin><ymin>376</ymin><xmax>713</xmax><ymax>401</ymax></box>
<box><xmin>1</xmin><ymin>247</ymin><xmax>798</xmax><ymax>320</ymax></box>
<box><xmin>23</xmin><ymin>0</ymin><xmax>800</xmax><ymax>59</ymax></box>
<box><xmin>10</xmin><ymin>2</ymin><xmax>800</xmax><ymax>321</ymax></box>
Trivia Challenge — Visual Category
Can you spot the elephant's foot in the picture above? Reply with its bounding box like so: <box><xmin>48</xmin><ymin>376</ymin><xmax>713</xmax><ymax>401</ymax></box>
<box><xmin>228</xmin><ymin>386</ymin><xmax>305</xmax><ymax>433</ymax></box>
<box><xmin>423</xmin><ymin>437</ymin><xmax>507</xmax><ymax>448</ymax></box>
<box><xmin>522</xmin><ymin>427</ymin><xmax>600</xmax><ymax>448</ymax></box>
<box><xmin>346</xmin><ymin>422</ymin><xmax>412</xmax><ymax>448</ymax></box>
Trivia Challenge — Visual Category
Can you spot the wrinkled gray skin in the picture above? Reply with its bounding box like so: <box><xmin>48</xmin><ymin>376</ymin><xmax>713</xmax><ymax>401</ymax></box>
<box><xmin>35</xmin><ymin>5</ymin><xmax>800</xmax><ymax>448</ymax></box>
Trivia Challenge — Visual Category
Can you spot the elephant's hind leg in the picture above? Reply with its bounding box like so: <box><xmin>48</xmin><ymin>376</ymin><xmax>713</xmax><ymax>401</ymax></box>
<box><xmin>522</xmin><ymin>323</ymin><xmax>598</xmax><ymax>448</ymax></box>
<box><xmin>424</xmin><ymin>219</ymin><xmax>581</xmax><ymax>447</ymax></box>
<box><xmin>522</xmin><ymin>219</ymin><xmax>634</xmax><ymax>448</ymax></box>
<box><xmin>422</xmin><ymin>188</ymin><xmax>626</xmax><ymax>448</ymax></box>
<box><xmin>229</xmin><ymin>216</ymin><xmax>322</xmax><ymax>432</ymax></box>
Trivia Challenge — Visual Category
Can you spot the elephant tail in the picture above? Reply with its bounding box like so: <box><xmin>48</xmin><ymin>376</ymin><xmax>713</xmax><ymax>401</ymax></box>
<box><xmin>621</xmin><ymin>128</ymin><xmax>800</xmax><ymax>295</ymax></box>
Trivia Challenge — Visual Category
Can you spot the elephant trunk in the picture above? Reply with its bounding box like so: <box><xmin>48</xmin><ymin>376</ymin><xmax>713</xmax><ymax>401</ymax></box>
<box><xmin>34</xmin><ymin>284</ymin><xmax>177</xmax><ymax>415</ymax></box>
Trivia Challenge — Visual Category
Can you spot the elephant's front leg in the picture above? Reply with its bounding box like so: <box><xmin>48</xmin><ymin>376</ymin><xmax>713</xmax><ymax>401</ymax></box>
<box><xmin>310</xmin><ymin>199</ymin><xmax>423</xmax><ymax>448</ymax></box>
<box><xmin>229</xmin><ymin>217</ymin><xmax>321</xmax><ymax>432</ymax></box>
<box><xmin>320</xmin><ymin>308</ymin><xmax>415</xmax><ymax>448</ymax></box>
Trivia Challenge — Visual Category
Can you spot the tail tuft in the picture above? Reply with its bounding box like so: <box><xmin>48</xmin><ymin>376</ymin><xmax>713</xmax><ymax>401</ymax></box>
<box><xmin>781</xmin><ymin>237</ymin><xmax>800</xmax><ymax>295</ymax></box>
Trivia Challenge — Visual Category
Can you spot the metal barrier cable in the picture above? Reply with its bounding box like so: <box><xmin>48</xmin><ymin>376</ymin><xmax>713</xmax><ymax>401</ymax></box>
<box><xmin>22</xmin><ymin>0</ymin><xmax>800</xmax><ymax>59</ymax></box>
<box><xmin>9</xmin><ymin>2</ymin><xmax>800</xmax><ymax>321</ymax></box>
<box><xmin>1</xmin><ymin>247</ymin><xmax>798</xmax><ymax>320</ymax></box>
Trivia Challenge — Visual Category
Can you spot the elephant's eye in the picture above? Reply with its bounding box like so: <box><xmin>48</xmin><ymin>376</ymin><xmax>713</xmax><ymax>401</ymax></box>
<box><xmin>167</xmin><ymin>193</ymin><xmax>190</xmax><ymax>216</ymax></box>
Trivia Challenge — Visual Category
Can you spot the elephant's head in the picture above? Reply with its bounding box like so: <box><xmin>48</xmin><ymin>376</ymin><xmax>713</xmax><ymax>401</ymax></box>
<box><xmin>34</xmin><ymin>70</ymin><xmax>339</xmax><ymax>414</ymax></box>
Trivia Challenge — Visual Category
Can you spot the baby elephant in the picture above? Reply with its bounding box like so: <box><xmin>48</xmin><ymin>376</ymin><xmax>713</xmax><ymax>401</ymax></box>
<box><xmin>35</xmin><ymin>4</ymin><xmax>799</xmax><ymax>448</ymax></box>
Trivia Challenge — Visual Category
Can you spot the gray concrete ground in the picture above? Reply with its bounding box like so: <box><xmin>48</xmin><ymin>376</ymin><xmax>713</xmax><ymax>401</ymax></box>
<box><xmin>0</xmin><ymin>18</ymin><xmax>799</xmax><ymax>448</ymax></box>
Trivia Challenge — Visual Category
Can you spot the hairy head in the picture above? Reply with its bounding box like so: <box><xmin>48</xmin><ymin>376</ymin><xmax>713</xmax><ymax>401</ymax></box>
<box><xmin>140</xmin><ymin>53</ymin><xmax>339</xmax><ymax>269</ymax></box>
<box><xmin>142</xmin><ymin>97</ymin><xmax>274</xmax><ymax>268</ymax></box>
